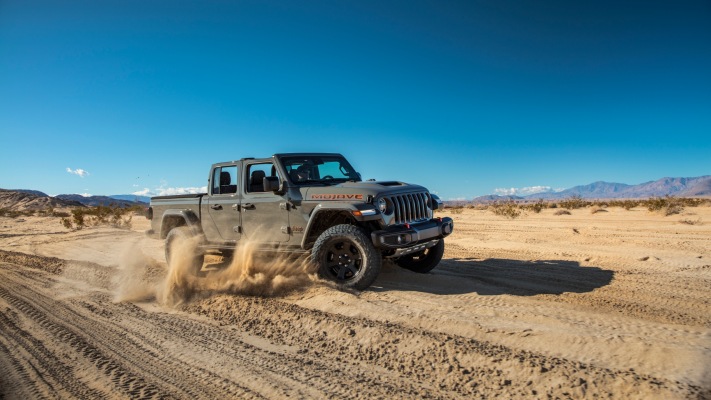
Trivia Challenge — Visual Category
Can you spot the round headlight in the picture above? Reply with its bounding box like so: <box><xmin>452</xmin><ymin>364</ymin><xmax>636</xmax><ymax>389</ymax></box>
<box><xmin>377</xmin><ymin>198</ymin><xmax>388</xmax><ymax>214</ymax></box>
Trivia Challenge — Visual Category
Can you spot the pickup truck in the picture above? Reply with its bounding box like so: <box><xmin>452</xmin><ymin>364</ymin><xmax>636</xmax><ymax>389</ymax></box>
<box><xmin>146</xmin><ymin>153</ymin><xmax>453</xmax><ymax>290</ymax></box>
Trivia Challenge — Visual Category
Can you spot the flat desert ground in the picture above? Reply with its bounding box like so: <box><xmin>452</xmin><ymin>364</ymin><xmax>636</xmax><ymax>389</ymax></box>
<box><xmin>1</xmin><ymin>205</ymin><xmax>710</xmax><ymax>399</ymax></box>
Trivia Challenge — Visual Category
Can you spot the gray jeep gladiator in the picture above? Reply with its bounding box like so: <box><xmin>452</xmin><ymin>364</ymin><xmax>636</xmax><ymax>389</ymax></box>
<box><xmin>146</xmin><ymin>153</ymin><xmax>453</xmax><ymax>290</ymax></box>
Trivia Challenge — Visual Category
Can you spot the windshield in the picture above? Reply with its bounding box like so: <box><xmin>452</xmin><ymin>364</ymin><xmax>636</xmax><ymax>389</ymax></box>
<box><xmin>282</xmin><ymin>155</ymin><xmax>360</xmax><ymax>184</ymax></box>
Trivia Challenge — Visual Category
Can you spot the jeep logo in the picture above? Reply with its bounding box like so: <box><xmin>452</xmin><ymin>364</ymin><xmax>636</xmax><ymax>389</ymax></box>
<box><xmin>311</xmin><ymin>194</ymin><xmax>364</xmax><ymax>200</ymax></box>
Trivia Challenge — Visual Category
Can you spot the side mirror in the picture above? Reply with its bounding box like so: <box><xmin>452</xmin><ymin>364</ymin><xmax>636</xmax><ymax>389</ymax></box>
<box><xmin>263</xmin><ymin>176</ymin><xmax>282</xmax><ymax>193</ymax></box>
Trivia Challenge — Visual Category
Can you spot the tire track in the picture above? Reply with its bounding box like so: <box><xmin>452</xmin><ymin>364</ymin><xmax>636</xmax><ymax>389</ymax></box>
<box><xmin>186</xmin><ymin>294</ymin><xmax>705</xmax><ymax>399</ymax></box>
<box><xmin>1</xmin><ymin>247</ymin><xmax>708</xmax><ymax>399</ymax></box>
<box><xmin>0</xmin><ymin>264</ymin><xmax>437</xmax><ymax>399</ymax></box>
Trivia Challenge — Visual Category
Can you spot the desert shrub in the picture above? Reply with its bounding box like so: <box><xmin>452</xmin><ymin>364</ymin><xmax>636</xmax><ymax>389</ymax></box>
<box><xmin>62</xmin><ymin>204</ymin><xmax>134</xmax><ymax>230</ymax></box>
<box><xmin>448</xmin><ymin>207</ymin><xmax>464</xmax><ymax>214</ymax></box>
<box><xmin>554</xmin><ymin>210</ymin><xmax>571</xmax><ymax>216</ymax></box>
<box><xmin>678</xmin><ymin>198</ymin><xmax>706</xmax><ymax>207</ymax></box>
<box><xmin>665</xmin><ymin>204</ymin><xmax>683</xmax><ymax>216</ymax></box>
<box><xmin>645</xmin><ymin>196</ymin><xmax>668</xmax><ymax>212</ymax></box>
<box><xmin>0</xmin><ymin>208</ymin><xmax>35</xmax><ymax>218</ymax></box>
<box><xmin>38</xmin><ymin>207</ymin><xmax>71</xmax><ymax>218</ymax></box>
<box><xmin>548</xmin><ymin>203</ymin><xmax>558</xmax><ymax>209</ymax></box>
<box><xmin>525</xmin><ymin>199</ymin><xmax>546</xmax><ymax>214</ymax></box>
<box><xmin>489</xmin><ymin>200</ymin><xmax>522</xmax><ymax>219</ymax></box>
<box><xmin>590</xmin><ymin>207</ymin><xmax>608</xmax><ymax>214</ymax></box>
<box><xmin>645</xmin><ymin>196</ymin><xmax>685</xmax><ymax>216</ymax></box>
<box><xmin>679</xmin><ymin>218</ymin><xmax>702</xmax><ymax>225</ymax></box>
<box><xmin>71</xmin><ymin>209</ymin><xmax>86</xmax><ymax>229</ymax></box>
<box><xmin>619</xmin><ymin>200</ymin><xmax>639</xmax><ymax>210</ymax></box>
<box><xmin>559</xmin><ymin>195</ymin><xmax>588</xmax><ymax>210</ymax></box>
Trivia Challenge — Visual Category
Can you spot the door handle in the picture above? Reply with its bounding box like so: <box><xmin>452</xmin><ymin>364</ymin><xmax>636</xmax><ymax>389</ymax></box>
<box><xmin>242</xmin><ymin>203</ymin><xmax>255</xmax><ymax>210</ymax></box>
<box><xmin>210</xmin><ymin>204</ymin><xmax>222</xmax><ymax>210</ymax></box>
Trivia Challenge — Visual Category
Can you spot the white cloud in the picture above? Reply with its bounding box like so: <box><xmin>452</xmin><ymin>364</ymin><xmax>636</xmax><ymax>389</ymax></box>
<box><xmin>66</xmin><ymin>167</ymin><xmax>89</xmax><ymax>178</ymax></box>
<box><xmin>80</xmin><ymin>193</ymin><xmax>93</xmax><ymax>197</ymax></box>
<box><xmin>132</xmin><ymin>186</ymin><xmax>207</xmax><ymax>197</ymax></box>
<box><xmin>493</xmin><ymin>186</ymin><xmax>554</xmax><ymax>196</ymax></box>
<box><xmin>132</xmin><ymin>188</ymin><xmax>152</xmax><ymax>196</ymax></box>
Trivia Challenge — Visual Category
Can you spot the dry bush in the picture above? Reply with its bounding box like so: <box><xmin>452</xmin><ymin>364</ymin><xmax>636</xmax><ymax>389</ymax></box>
<box><xmin>0</xmin><ymin>208</ymin><xmax>37</xmax><ymax>218</ymax></box>
<box><xmin>679</xmin><ymin>218</ymin><xmax>703</xmax><ymax>225</ymax></box>
<box><xmin>489</xmin><ymin>200</ymin><xmax>522</xmax><ymax>219</ymax></box>
<box><xmin>645</xmin><ymin>196</ymin><xmax>670</xmax><ymax>212</ymax></box>
<box><xmin>37</xmin><ymin>207</ymin><xmax>71</xmax><ymax>218</ymax></box>
<box><xmin>61</xmin><ymin>204</ymin><xmax>134</xmax><ymax>230</ymax></box>
<box><xmin>554</xmin><ymin>210</ymin><xmax>571</xmax><ymax>216</ymax></box>
<box><xmin>590</xmin><ymin>207</ymin><xmax>608</xmax><ymax>214</ymax></box>
<box><xmin>559</xmin><ymin>195</ymin><xmax>588</xmax><ymax>210</ymax></box>
<box><xmin>608</xmin><ymin>199</ymin><xmax>640</xmax><ymax>210</ymax></box>
<box><xmin>524</xmin><ymin>199</ymin><xmax>546</xmax><ymax>214</ymax></box>
<box><xmin>665</xmin><ymin>205</ymin><xmax>684</xmax><ymax>216</ymax></box>
<box><xmin>645</xmin><ymin>196</ymin><xmax>686</xmax><ymax>216</ymax></box>
<box><xmin>448</xmin><ymin>207</ymin><xmax>464</xmax><ymax>214</ymax></box>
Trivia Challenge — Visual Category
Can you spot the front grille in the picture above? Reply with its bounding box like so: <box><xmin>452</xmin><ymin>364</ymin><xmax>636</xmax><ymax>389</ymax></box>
<box><xmin>386</xmin><ymin>192</ymin><xmax>432</xmax><ymax>225</ymax></box>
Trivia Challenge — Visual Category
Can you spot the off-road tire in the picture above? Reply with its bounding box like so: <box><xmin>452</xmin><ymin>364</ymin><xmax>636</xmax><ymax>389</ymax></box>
<box><xmin>311</xmin><ymin>224</ymin><xmax>381</xmax><ymax>290</ymax></box>
<box><xmin>165</xmin><ymin>226</ymin><xmax>205</xmax><ymax>275</ymax></box>
<box><xmin>395</xmin><ymin>239</ymin><xmax>444</xmax><ymax>274</ymax></box>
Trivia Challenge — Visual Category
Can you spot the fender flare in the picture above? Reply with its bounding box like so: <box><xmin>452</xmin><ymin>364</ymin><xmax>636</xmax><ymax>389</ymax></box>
<box><xmin>300</xmin><ymin>203</ymin><xmax>362</xmax><ymax>249</ymax></box>
<box><xmin>160</xmin><ymin>209</ymin><xmax>202</xmax><ymax>239</ymax></box>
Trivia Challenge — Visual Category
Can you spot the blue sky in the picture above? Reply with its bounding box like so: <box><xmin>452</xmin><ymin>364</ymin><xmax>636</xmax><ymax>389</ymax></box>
<box><xmin>1</xmin><ymin>0</ymin><xmax>709</xmax><ymax>200</ymax></box>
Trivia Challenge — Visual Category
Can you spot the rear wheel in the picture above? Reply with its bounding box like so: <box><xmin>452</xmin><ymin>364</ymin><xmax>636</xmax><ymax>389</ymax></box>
<box><xmin>165</xmin><ymin>226</ymin><xmax>204</xmax><ymax>275</ymax></box>
<box><xmin>311</xmin><ymin>224</ymin><xmax>381</xmax><ymax>290</ymax></box>
<box><xmin>395</xmin><ymin>239</ymin><xmax>444</xmax><ymax>273</ymax></box>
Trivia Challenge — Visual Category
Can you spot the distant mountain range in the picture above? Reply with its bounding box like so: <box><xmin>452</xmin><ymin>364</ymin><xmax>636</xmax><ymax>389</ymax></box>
<box><xmin>473</xmin><ymin>175</ymin><xmax>711</xmax><ymax>203</ymax></box>
<box><xmin>0</xmin><ymin>189</ymin><xmax>148</xmax><ymax>211</ymax></box>
<box><xmin>55</xmin><ymin>194</ymin><xmax>148</xmax><ymax>207</ymax></box>
<box><xmin>0</xmin><ymin>189</ymin><xmax>84</xmax><ymax>210</ymax></box>
<box><xmin>3</xmin><ymin>175</ymin><xmax>710</xmax><ymax>210</ymax></box>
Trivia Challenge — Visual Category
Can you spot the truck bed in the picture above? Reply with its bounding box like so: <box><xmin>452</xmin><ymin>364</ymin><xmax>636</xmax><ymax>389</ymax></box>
<box><xmin>149</xmin><ymin>193</ymin><xmax>206</xmax><ymax>238</ymax></box>
<box><xmin>151</xmin><ymin>193</ymin><xmax>206</xmax><ymax>200</ymax></box>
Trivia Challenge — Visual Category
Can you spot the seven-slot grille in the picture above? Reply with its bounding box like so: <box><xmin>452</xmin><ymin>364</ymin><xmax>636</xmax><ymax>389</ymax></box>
<box><xmin>385</xmin><ymin>192</ymin><xmax>432</xmax><ymax>225</ymax></box>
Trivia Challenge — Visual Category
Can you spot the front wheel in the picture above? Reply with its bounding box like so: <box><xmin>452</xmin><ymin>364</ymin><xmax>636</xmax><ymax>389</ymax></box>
<box><xmin>311</xmin><ymin>224</ymin><xmax>381</xmax><ymax>290</ymax></box>
<box><xmin>395</xmin><ymin>239</ymin><xmax>444</xmax><ymax>273</ymax></box>
<box><xmin>165</xmin><ymin>226</ymin><xmax>205</xmax><ymax>275</ymax></box>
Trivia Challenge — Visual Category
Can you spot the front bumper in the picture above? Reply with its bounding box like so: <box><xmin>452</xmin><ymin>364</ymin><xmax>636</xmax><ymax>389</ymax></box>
<box><xmin>371</xmin><ymin>217</ymin><xmax>454</xmax><ymax>250</ymax></box>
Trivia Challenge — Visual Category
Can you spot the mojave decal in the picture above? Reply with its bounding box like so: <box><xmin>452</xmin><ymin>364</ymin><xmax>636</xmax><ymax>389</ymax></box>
<box><xmin>310</xmin><ymin>194</ymin><xmax>364</xmax><ymax>200</ymax></box>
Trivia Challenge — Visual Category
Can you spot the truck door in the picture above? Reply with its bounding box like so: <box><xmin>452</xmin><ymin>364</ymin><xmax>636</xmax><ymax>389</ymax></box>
<box><xmin>240</xmin><ymin>161</ymin><xmax>290</xmax><ymax>243</ymax></box>
<box><xmin>205</xmin><ymin>164</ymin><xmax>241</xmax><ymax>242</ymax></box>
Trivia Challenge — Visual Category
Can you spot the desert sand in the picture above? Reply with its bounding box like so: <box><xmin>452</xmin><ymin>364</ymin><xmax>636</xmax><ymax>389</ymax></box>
<box><xmin>1</xmin><ymin>205</ymin><xmax>710</xmax><ymax>399</ymax></box>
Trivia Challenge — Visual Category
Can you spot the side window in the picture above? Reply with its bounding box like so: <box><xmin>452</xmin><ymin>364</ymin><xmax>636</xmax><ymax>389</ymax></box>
<box><xmin>245</xmin><ymin>163</ymin><xmax>279</xmax><ymax>193</ymax></box>
<box><xmin>212</xmin><ymin>165</ymin><xmax>238</xmax><ymax>195</ymax></box>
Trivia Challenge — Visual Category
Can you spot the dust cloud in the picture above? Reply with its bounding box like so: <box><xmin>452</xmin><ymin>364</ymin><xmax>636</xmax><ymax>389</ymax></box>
<box><xmin>114</xmin><ymin>233</ymin><xmax>318</xmax><ymax>307</ymax></box>
<box><xmin>113</xmin><ymin>239</ymin><xmax>161</xmax><ymax>303</ymax></box>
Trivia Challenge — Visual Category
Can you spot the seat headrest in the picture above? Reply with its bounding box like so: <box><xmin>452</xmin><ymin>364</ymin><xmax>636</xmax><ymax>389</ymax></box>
<box><xmin>220</xmin><ymin>171</ymin><xmax>231</xmax><ymax>186</ymax></box>
<box><xmin>250</xmin><ymin>170</ymin><xmax>266</xmax><ymax>184</ymax></box>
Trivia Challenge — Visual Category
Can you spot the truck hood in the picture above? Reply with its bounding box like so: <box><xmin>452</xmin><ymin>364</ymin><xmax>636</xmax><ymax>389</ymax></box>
<box><xmin>300</xmin><ymin>181</ymin><xmax>428</xmax><ymax>201</ymax></box>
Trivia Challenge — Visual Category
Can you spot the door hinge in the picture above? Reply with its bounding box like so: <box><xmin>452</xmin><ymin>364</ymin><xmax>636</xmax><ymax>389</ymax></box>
<box><xmin>233</xmin><ymin>226</ymin><xmax>242</xmax><ymax>233</ymax></box>
<box><xmin>281</xmin><ymin>226</ymin><xmax>291</xmax><ymax>234</ymax></box>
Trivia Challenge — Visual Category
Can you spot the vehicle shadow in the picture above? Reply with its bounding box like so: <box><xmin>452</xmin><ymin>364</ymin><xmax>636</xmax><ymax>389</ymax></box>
<box><xmin>373</xmin><ymin>257</ymin><xmax>615</xmax><ymax>296</ymax></box>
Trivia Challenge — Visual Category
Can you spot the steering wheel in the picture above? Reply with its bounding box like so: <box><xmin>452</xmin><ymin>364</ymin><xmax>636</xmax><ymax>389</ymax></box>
<box><xmin>322</xmin><ymin>175</ymin><xmax>334</xmax><ymax>180</ymax></box>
